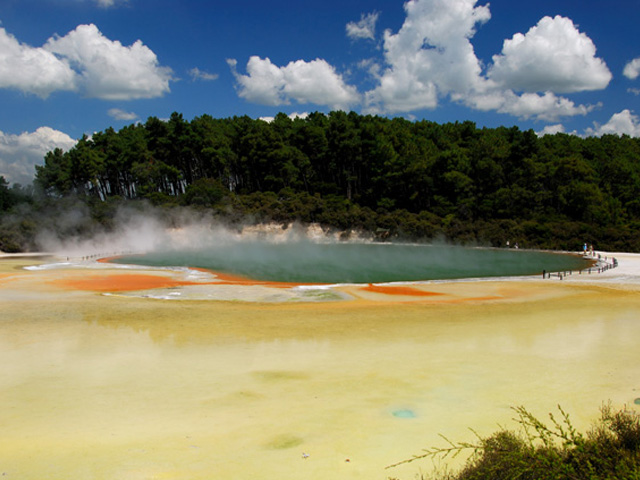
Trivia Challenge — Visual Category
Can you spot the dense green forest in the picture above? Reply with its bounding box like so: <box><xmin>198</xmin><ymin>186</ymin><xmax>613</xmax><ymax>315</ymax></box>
<box><xmin>2</xmin><ymin>111</ymin><xmax>640</xmax><ymax>252</ymax></box>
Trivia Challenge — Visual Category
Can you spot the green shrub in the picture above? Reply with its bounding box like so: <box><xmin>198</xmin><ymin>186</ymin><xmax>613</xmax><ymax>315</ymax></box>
<box><xmin>388</xmin><ymin>404</ymin><xmax>640</xmax><ymax>480</ymax></box>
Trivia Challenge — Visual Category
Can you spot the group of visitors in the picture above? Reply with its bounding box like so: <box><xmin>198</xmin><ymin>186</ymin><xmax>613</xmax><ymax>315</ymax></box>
<box><xmin>583</xmin><ymin>243</ymin><xmax>596</xmax><ymax>256</ymax></box>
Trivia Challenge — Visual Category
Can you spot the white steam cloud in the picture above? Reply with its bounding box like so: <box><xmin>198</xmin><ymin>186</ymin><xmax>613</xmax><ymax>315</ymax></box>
<box><xmin>33</xmin><ymin>204</ymin><xmax>356</xmax><ymax>258</ymax></box>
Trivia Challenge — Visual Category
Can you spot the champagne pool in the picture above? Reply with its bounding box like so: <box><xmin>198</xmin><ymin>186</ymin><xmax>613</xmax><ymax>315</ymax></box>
<box><xmin>112</xmin><ymin>241</ymin><xmax>591</xmax><ymax>284</ymax></box>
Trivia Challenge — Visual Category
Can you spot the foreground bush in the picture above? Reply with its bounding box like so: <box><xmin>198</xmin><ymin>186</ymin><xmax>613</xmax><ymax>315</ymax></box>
<box><xmin>388</xmin><ymin>404</ymin><xmax>640</xmax><ymax>480</ymax></box>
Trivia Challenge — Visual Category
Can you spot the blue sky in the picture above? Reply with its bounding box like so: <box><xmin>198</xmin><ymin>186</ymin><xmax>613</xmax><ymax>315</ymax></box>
<box><xmin>1</xmin><ymin>0</ymin><xmax>639</xmax><ymax>185</ymax></box>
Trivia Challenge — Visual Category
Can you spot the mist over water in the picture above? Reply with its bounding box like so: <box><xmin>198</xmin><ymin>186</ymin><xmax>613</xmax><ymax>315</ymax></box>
<box><xmin>114</xmin><ymin>240</ymin><xmax>590</xmax><ymax>284</ymax></box>
<box><xmin>28</xmin><ymin>202</ymin><xmax>588</xmax><ymax>283</ymax></box>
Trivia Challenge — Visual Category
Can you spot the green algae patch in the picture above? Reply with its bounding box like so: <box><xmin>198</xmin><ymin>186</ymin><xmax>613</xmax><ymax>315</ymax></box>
<box><xmin>265</xmin><ymin>434</ymin><xmax>304</xmax><ymax>450</ymax></box>
<box><xmin>253</xmin><ymin>370</ymin><xmax>309</xmax><ymax>382</ymax></box>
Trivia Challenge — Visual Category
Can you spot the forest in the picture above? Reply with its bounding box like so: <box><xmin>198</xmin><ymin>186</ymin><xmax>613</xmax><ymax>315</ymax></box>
<box><xmin>1</xmin><ymin>111</ymin><xmax>640</xmax><ymax>252</ymax></box>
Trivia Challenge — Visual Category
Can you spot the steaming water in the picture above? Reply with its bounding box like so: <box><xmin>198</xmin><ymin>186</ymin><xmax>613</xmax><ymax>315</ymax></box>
<box><xmin>113</xmin><ymin>242</ymin><xmax>590</xmax><ymax>284</ymax></box>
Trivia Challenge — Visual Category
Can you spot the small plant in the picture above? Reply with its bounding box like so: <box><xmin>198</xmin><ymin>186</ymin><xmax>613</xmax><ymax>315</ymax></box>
<box><xmin>387</xmin><ymin>403</ymin><xmax>640</xmax><ymax>480</ymax></box>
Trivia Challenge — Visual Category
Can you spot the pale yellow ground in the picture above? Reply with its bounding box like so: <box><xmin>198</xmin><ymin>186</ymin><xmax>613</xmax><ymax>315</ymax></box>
<box><xmin>0</xmin><ymin>254</ymin><xmax>639</xmax><ymax>480</ymax></box>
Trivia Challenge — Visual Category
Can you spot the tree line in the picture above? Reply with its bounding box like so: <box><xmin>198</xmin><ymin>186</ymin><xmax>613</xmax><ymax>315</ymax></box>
<box><xmin>2</xmin><ymin>111</ymin><xmax>640</xmax><ymax>252</ymax></box>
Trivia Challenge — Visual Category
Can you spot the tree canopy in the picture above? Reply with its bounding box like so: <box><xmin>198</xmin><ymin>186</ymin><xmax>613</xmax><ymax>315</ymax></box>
<box><xmin>3</xmin><ymin>111</ymin><xmax>640</xmax><ymax>252</ymax></box>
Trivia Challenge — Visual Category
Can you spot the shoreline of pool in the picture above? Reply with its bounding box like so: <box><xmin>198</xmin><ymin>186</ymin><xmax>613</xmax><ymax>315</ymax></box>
<box><xmin>0</xmin><ymin>247</ymin><xmax>635</xmax><ymax>305</ymax></box>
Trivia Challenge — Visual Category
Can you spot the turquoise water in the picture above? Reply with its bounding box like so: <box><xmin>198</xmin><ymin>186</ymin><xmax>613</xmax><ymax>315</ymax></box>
<box><xmin>112</xmin><ymin>241</ymin><xmax>590</xmax><ymax>284</ymax></box>
<box><xmin>392</xmin><ymin>409</ymin><xmax>417</xmax><ymax>419</ymax></box>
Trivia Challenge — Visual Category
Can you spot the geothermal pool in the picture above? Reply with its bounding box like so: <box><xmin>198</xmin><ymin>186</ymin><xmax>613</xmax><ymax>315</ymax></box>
<box><xmin>113</xmin><ymin>242</ymin><xmax>590</xmax><ymax>283</ymax></box>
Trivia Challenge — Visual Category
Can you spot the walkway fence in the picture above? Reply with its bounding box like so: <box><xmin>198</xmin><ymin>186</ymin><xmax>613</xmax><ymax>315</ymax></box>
<box><xmin>63</xmin><ymin>250</ymin><xmax>136</xmax><ymax>262</ymax></box>
<box><xmin>542</xmin><ymin>253</ymin><xmax>618</xmax><ymax>280</ymax></box>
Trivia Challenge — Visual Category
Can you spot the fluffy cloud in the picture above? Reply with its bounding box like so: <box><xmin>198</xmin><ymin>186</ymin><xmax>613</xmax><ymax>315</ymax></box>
<box><xmin>45</xmin><ymin>24</ymin><xmax>173</xmax><ymax>100</ymax></box>
<box><xmin>365</xmin><ymin>0</ymin><xmax>491</xmax><ymax>113</ymax></box>
<box><xmin>488</xmin><ymin>16</ymin><xmax>611</xmax><ymax>93</ymax></box>
<box><xmin>623</xmin><ymin>57</ymin><xmax>640</xmax><ymax>80</ymax></box>
<box><xmin>108</xmin><ymin>108</ymin><xmax>138</xmax><ymax>121</ymax></box>
<box><xmin>228</xmin><ymin>56</ymin><xmax>360</xmax><ymax>110</ymax></box>
<box><xmin>0</xmin><ymin>23</ymin><xmax>172</xmax><ymax>100</ymax></box>
<box><xmin>467</xmin><ymin>90</ymin><xmax>595</xmax><ymax>122</ymax></box>
<box><xmin>537</xmin><ymin>112</ymin><xmax>640</xmax><ymax>138</ymax></box>
<box><xmin>189</xmin><ymin>67</ymin><xmax>219</xmax><ymax>81</ymax></box>
<box><xmin>363</xmin><ymin>0</ymin><xmax>605</xmax><ymax>121</ymax></box>
<box><xmin>228</xmin><ymin>0</ymin><xmax>607</xmax><ymax>122</ymax></box>
<box><xmin>0</xmin><ymin>127</ymin><xmax>76</xmax><ymax>185</ymax></box>
<box><xmin>585</xmin><ymin>109</ymin><xmax>640</xmax><ymax>137</ymax></box>
<box><xmin>536</xmin><ymin>124</ymin><xmax>566</xmax><ymax>137</ymax></box>
<box><xmin>346</xmin><ymin>12</ymin><xmax>379</xmax><ymax>41</ymax></box>
<box><xmin>0</xmin><ymin>28</ymin><xmax>77</xmax><ymax>98</ymax></box>
<box><xmin>259</xmin><ymin>112</ymin><xmax>309</xmax><ymax>123</ymax></box>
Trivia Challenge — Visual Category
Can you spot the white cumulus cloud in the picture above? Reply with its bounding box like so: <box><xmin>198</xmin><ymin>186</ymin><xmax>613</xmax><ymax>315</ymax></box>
<box><xmin>0</xmin><ymin>27</ymin><xmax>77</xmax><ymax>98</ymax></box>
<box><xmin>488</xmin><ymin>15</ymin><xmax>611</xmax><ymax>93</ymax></box>
<box><xmin>259</xmin><ymin>112</ymin><xmax>309</xmax><ymax>123</ymax></box>
<box><xmin>623</xmin><ymin>57</ymin><xmax>640</xmax><ymax>80</ymax></box>
<box><xmin>536</xmin><ymin>124</ymin><xmax>566</xmax><ymax>137</ymax></box>
<box><xmin>467</xmin><ymin>90</ymin><xmax>596</xmax><ymax>122</ymax></box>
<box><xmin>108</xmin><ymin>108</ymin><xmax>138</xmax><ymax>121</ymax></box>
<box><xmin>0</xmin><ymin>127</ymin><xmax>76</xmax><ymax>185</ymax></box>
<box><xmin>346</xmin><ymin>12</ymin><xmax>379</xmax><ymax>41</ymax></box>
<box><xmin>45</xmin><ymin>24</ymin><xmax>173</xmax><ymax>100</ymax></box>
<box><xmin>228</xmin><ymin>56</ymin><xmax>360</xmax><ymax>110</ymax></box>
<box><xmin>363</xmin><ymin>0</ymin><xmax>604</xmax><ymax>122</ymax></box>
<box><xmin>227</xmin><ymin>0</ymin><xmax>607</xmax><ymax>122</ymax></box>
<box><xmin>585</xmin><ymin>109</ymin><xmax>640</xmax><ymax>137</ymax></box>
<box><xmin>365</xmin><ymin>0</ymin><xmax>491</xmax><ymax>113</ymax></box>
<box><xmin>0</xmin><ymin>23</ymin><xmax>172</xmax><ymax>100</ymax></box>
